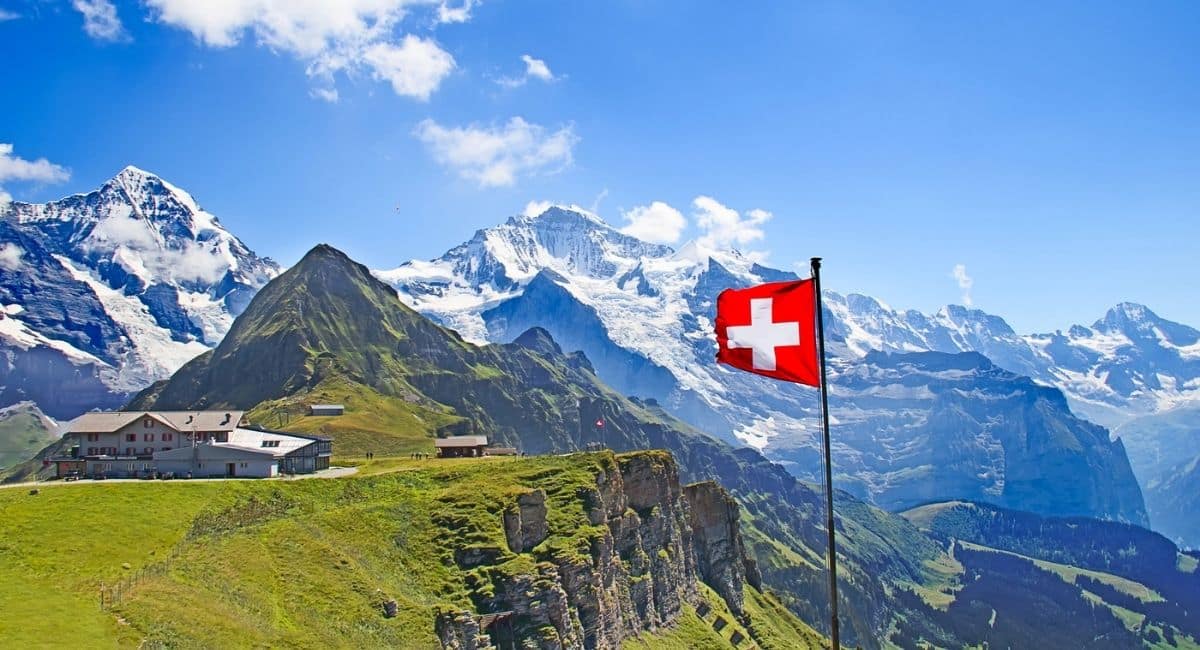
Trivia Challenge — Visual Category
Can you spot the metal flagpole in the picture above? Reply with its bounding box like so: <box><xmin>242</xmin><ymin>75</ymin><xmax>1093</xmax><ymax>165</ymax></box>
<box><xmin>810</xmin><ymin>257</ymin><xmax>841</xmax><ymax>650</ymax></box>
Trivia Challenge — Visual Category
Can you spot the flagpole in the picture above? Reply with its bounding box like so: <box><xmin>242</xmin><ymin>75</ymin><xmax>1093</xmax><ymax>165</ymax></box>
<box><xmin>810</xmin><ymin>257</ymin><xmax>840</xmax><ymax>650</ymax></box>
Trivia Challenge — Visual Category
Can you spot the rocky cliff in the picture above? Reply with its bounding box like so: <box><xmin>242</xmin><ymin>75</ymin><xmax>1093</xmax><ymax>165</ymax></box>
<box><xmin>437</xmin><ymin>451</ymin><xmax>767</xmax><ymax>649</ymax></box>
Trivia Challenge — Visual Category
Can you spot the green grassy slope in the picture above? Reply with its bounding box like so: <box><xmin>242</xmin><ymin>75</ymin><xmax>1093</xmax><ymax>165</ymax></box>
<box><xmin>0</xmin><ymin>401</ymin><xmax>58</xmax><ymax>470</ymax></box>
<box><xmin>0</xmin><ymin>452</ymin><xmax>823</xmax><ymax>649</ymax></box>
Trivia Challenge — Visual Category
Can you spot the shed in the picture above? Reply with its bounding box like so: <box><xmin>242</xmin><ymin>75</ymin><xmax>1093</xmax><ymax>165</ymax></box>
<box><xmin>434</xmin><ymin>435</ymin><xmax>489</xmax><ymax>458</ymax></box>
<box><xmin>308</xmin><ymin>404</ymin><xmax>345</xmax><ymax>416</ymax></box>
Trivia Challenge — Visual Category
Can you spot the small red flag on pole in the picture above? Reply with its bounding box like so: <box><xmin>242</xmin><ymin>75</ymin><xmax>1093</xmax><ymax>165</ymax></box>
<box><xmin>713</xmin><ymin>258</ymin><xmax>841</xmax><ymax>650</ymax></box>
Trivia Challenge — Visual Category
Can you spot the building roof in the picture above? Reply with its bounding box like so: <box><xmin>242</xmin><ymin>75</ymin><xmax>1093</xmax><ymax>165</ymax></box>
<box><xmin>309</xmin><ymin>404</ymin><xmax>344</xmax><ymax>410</ymax></box>
<box><xmin>434</xmin><ymin>435</ymin><xmax>489</xmax><ymax>447</ymax></box>
<box><xmin>69</xmin><ymin>411</ymin><xmax>245</xmax><ymax>434</ymax></box>
<box><xmin>153</xmin><ymin>428</ymin><xmax>319</xmax><ymax>461</ymax></box>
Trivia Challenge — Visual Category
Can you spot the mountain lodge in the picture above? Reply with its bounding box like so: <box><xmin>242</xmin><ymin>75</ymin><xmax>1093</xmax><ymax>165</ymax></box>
<box><xmin>51</xmin><ymin>411</ymin><xmax>332</xmax><ymax>479</ymax></box>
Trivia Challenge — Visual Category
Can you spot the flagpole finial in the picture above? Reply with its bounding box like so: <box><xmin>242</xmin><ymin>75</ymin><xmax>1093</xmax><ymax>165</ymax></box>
<box><xmin>810</xmin><ymin>257</ymin><xmax>822</xmax><ymax>271</ymax></box>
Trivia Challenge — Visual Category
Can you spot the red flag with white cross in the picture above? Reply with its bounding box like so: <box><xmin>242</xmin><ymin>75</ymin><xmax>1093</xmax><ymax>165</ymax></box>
<box><xmin>714</xmin><ymin>279</ymin><xmax>821</xmax><ymax>386</ymax></box>
<box><xmin>714</xmin><ymin>260</ymin><xmax>842</xmax><ymax>649</ymax></box>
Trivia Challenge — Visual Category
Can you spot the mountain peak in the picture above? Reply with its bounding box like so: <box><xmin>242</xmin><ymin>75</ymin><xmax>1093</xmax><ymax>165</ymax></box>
<box><xmin>512</xmin><ymin>326</ymin><xmax>563</xmax><ymax>355</ymax></box>
<box><xmin>1096</xmin><ymin>302</ymin><xmax>1156</xmax><ymax>327</ymax></box>
<box><xmin>114</xmin><ymin>164</ymin><xmax>160</xmax><ymax>181</ymax></box>
<box><xmin>299</xmin><ymin>243</ymin><xmax>352</xmax><ymax>265</ymax></box>
<box><xmin>518</xmin><ymin>204</ymin><xmax>608</xmax><ymax>227</ymax></box>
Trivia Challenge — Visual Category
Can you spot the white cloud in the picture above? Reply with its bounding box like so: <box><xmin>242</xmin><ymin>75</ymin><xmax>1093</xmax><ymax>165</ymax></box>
<box><xmin>693</xmin><ymin>196</ymin><xmax>772</xmax><ymax>256</ymax></box>
<box><xmin>952</xmin><ymin>263</ymin><xmax>974</xmax><ymax>306</ymax></box>
<box><xmin>0</xmin><ymin>144</ymin><xmax>71</xmax><ymax>184</ymax></box>
<box><xmin>0</xmin><ymin>243</ymin><xmax>23</xmax><ymax>271</ymax></box>
<box><xmin>414</xmin><ymin>117</ymin><xmax>578</xmax><ymax>188</ymax></box>
<box><xmin>361</xmin><ymin>36</ymin><xmax>456</xmax><ymax>101</ymax></box>
<box><xmin>309</xmin><ymin>87</ymin><xmax>340</xmax><ymax>103</ymax></box>
<box><xmin>436</xmin><ymin>0</ymin><xmax>478</xmax><ymax>24</ymax></box>
<box><xmin>522</xmin><ymin>54</ymin><xmax>555</xmax><ymax>82</ymax></box>
<box><xmin>0</xmin><ymin>8</ymin><xmax>20</xmax><ymax>21</ymax></box>
<box><xmin>497</xmin><ymin>53</ymin><xmax>560</xmax><ymax>88</ymax></box>
<box><xmin>73</xmin><ymin>0</ymin><xmax>127</xmax><ymax>41</ymax></box>
<box><xmin>619</xmin><ymin>201</ymin><xmax>686</xmax><ymax>244</ymax></box>
<box><xmin>142</xmin><ymin>0</ymin><xmax>457</xmax><ymax>100</ymax></box>
<box><xmin>0</xmin><ymin>143</ymin><xmax>71</xmax><ymax>208</ymax></box>
<box><xmin>522</xmin><ymin>200</ymin><xmax>553</xmax><ymax>218</ymax></box>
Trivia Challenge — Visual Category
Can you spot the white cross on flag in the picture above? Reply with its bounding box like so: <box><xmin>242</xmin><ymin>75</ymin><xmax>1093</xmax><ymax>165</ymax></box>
<box><xmin>714</xmin><ymin>279</ymin><xmax>820</xmax><ymax>386</ymax></box>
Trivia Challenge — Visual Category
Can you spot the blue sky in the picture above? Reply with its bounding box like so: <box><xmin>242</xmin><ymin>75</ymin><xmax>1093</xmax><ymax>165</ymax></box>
<box><xmin>1</xmin><ymin>0</ymin><xmax>1198</xmax><ymax>333</ymax></box>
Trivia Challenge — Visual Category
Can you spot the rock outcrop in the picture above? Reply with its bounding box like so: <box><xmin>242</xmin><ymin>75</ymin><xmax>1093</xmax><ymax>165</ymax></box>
<box><xmin>435</xmin><ymin>607</ymin><xmax>497</xmax><ymax>650</ymax></box>
<box><xmin>684</xmin><ymin>481</ymin><xmax>762</xmax><ymax>615</ymax></box>
<box><xmin>461</xmin><ymin>452</ymin><xmax>766</xmax><ymax>649</ymax></box>
<box><xmin>504</xmin><ymin>489</ymin><xmax>550</xmax><ymax>553</ymax></box>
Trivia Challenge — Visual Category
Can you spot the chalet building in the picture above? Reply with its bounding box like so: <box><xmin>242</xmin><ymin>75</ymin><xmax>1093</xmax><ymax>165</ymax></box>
<box><xmin>435</xmin><ymin>435</ymin><xmax>489</xmax><ymax>458</ymax></box>
<box><xmin>308</xmin><ymin>404</ymin><xmax>345</xmax><ymax>416</ymax></box>
<box><xmin>52</xmin><ymin>411</ymin><xmax>332</xmax><ymax>479</ymax></box>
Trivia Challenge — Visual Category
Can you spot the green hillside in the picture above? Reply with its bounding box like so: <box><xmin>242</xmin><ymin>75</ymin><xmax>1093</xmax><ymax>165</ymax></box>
<box><xmin>0</xmin><ymin>451</ymin><xmax>823</xmax><ymax>649</ymax></box>
<box><xmin>0</xmin><ymin>401</ymin><xmax>58</xmax><ymax>470</ymax></box>
<box><xmin>901</xmin><ymin>500</ymin><xmax>1200</xmax><ymax>647</ymax></box>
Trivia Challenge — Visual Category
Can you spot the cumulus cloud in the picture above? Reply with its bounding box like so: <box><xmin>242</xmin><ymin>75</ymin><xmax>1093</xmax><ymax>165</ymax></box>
<box><xmin>952</xmin><ymin>263</ymin><xmax>974</xmax><ymax>306</ymax></box>
<box><xmin>413</xmin><ymin>117</ymin><xmax>578</xmax><ymax>187</ymax></box>
<box><xmin>498</xmin><ymin>54</ymin><xmax>560</xmax><ymax>88</ymax></box>
<box><xmin>0</xmin><ymin>243</ymin><xmax>23</xmax><ymax>271</ymax></box>
<box><xmin>693</xmin><ymin>196</ymin><xmax>772</xmax><ymax>256</ymax></box>
<box><xmin>0</xmin><ymin>143</ymin><xmax>71</xmax><ymax>208</ymax></box>
<box><xmin>619</xmin><ymin>201</ymin><xmax>687</xmax><ymax>244</ymax></box>
<box><xmin>142</xmin><ymin>0</ymin><xmax>457</xmax><ymax>100</ymax></box>
<box><xmin>361</xmin><ymin>36</ymin><xmax>456</xmax><ymax>100</ymax></box>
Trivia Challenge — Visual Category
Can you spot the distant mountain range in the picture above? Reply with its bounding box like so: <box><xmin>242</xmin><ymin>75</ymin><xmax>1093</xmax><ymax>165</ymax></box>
<box><xmin>379</xmin><ymin>207</ymin><xmax>1200</xmax><ymax>433</ymax></box>
<box><xmin>0</xmin><ymin>167</ymin><xmax>278</xmax><ymax>418</ymax></box>
<box><xmin>377</xmin><ymin>206</ymin><xmax>1196</xmax><ymax>524</ymax></box>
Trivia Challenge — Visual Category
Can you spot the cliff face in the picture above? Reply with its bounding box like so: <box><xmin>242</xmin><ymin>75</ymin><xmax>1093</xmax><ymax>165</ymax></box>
<box><xmin>438</xmin><ymin>452</ymin><xmax>764</xmax><ymax>650</ymax></box>
<box><xmin>685</xmin><ymin>481</ymin><xmax>764</xmax><ymax>615</ymax></box>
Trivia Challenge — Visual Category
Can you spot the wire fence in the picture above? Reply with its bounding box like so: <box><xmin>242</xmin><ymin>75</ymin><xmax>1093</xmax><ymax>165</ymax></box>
<box><xmin>97</xmin><ymin>537</ymin><xmax>188</xmax><ymax>611</ymax></box>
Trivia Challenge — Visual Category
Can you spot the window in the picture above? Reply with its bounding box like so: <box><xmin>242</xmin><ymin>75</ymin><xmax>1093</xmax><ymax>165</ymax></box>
<box><xmin>86</xmin><ymin>433</ymin><xmax>100</xmax><ymax>442</ymax></box>
<box><xmin>144</xmin><ymin>447</ymin><xmax>153</xmax><ymax>455</ymax></box>
<box><xmin>125</xmin><ymin>447</ymin><xmax>134</xmax><ymax>455</ymax></box>
<box><xmin>143</xmin><ymin>418</ymin><xmax>152</xmax><ymax>428</ymax></box>
<box><xmin>144</xmin><ymin>433</ymin><xmax>155</xmax><ymax>442</ymax></box>
<box><xmin>162</xmin><ymin>433</ymin><xmax>173</xmax><ymax>442</ymax></box>
<box><xmin>261</xmin><ymin>440</ymin><xmax>280</xmax><ymax>448</ymax></box>
<box><xmin>240</xmin><ymin>462</ymin><xmax>248</xmax><ymax>468</ymax></box>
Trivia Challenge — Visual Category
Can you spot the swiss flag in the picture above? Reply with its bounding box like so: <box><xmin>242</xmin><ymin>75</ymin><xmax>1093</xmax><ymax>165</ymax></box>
<box><xmin>715</xmin><ymin>279</ymin><xmax>820</xmax><ymax>386</ymax></box>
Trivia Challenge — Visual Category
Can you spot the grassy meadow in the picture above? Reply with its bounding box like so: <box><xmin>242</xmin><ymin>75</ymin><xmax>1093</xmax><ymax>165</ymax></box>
<box><xmin>0</xmin><ymin>451</ymin><xmax>821</xmax><ymax>649</ymax></box>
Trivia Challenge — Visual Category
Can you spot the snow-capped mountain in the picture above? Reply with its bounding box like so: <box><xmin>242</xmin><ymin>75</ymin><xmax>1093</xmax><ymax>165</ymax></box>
<box><xmin>382</xmin><ymin>206</ymin><xmax>1199</xmax><ymax>430</ymax></box>
<box><xmin>376</xmin><ymin>206</ymin><xmax>1192</xmax><ymax>522</ymax></box>
<box><xmin>0</xmin><ymin>166</ymin><xmax>279</xmax><ymax>418</ymax></box>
